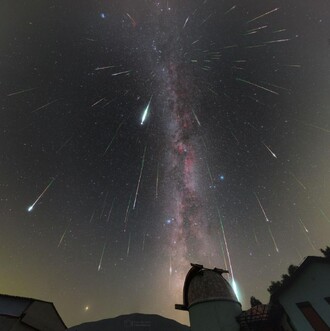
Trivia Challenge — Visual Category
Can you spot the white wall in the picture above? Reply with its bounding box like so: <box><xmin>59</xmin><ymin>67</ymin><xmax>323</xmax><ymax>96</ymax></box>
<box><xmin>279</xmin><ymin>262</ymin><xmax>330</xmax><ymax>331</ymax></box>
<box><xmin>189</xmin><ymin>300</ymin><xmax>242</xmax><ymax>331</ymax></box>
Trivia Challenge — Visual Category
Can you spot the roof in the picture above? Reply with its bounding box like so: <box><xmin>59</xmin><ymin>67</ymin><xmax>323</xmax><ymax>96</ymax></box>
<box><xmin>0</xmin><ymin>294</ymin><xmax>67</xmax><ymax>329</ymax></box>
<box><xmin>238</xmin><ymin>304</ymin><xmax>271</xmax><ymax>324</ymax></box>
<box><xmin>175</xmin><ymin>263</ymin><xmax>239</xmax><ymax>310</ymax></box>
<box><xmin>270</xmin><ymin>256</ymin><xmax>330</xmax><ymax>301</ymax></box>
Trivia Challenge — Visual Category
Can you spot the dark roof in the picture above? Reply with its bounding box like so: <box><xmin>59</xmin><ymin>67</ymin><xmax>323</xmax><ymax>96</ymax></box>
<box><xmin>270</xmin><ymin>256</ymin><xmax>330</xmax><ymax>301</ymax></box>
<box><xmin>175</xmin><ymin>263</ymin><xmax>239</xmax><ymax>310</ymax></box>
<box><xmin>238</xmin><ymin>304</ymin><xmax>270</xmax><ymax>324</ymax></box>
<box><xmin>0</xmin><ymin>293</ymin><xmax>51</xmax><ymax>305</ymax></box>
<box><xmin>0</xmin><ymin>293</ymin><xmax>67</xmax><ymax>329</ymax></box>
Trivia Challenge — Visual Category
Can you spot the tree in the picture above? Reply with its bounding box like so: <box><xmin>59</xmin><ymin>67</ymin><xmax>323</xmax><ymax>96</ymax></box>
<box><xmin>250</xmin><ymin>296</ymin><xmax>262</xmax><ymax>307</ymax></box>
<box><xmin>288</xmin><ymin>264</ymin><xmax>298</xmax><ymax>276</ymax></box>
<box><xmin>320</xmin><ymin>246</ymin><xmax>330</xmax><ymax>259</ymax></box>
<box><xmin>267</xmin><ymin>281</ymin><xmax>282</xmax><ymax>296</ymax></box>
<box><xmin>268</xmin><ymin>247</ymin><xmax>330</xmax><ymax>296</ymax></box>
<box><xmin>267</xmin><ymin>264</ymin><xmax>298</xmax><ymax>296</ymax></box>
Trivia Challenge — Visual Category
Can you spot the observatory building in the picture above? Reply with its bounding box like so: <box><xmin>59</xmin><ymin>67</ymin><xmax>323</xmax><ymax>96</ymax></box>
<box><xmin>175</xmin><ymin>263</ymin><xmax>242</xmax><ymax>331</ymax></box>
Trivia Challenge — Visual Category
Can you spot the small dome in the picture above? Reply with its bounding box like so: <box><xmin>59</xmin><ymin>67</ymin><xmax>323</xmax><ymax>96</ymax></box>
<box><xmin>177</xmin><ymin>264</ymin><xmax>239</xmax><ymax>310</ymax></box>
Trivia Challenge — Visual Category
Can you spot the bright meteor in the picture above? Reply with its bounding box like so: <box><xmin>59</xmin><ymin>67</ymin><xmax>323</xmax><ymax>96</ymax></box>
<box><xmin>141</xmin><ymin>96</ymin><xmax>152</xmax><ymax>125</ymax></box>
<box><xmin>27</xmin><ymin>178</ymin><xmax>55</xmax><ymax>212</ymax></box>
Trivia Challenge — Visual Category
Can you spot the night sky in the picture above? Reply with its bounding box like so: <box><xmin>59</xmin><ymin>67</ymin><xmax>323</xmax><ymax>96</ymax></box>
<box><xmin>1</xmin><ymin>0</ymin><xmax>330</xmax><ymax>327</ymax></box>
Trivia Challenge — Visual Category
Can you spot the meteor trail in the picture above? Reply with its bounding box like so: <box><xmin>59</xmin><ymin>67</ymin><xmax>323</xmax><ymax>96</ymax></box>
<box><xmin>111</xmin><ymin>70</ymin><xmax>131</xmax><ymax>76</ymax></box>
<box><xmin>94</xmin><ymin>65</ymin><xmax>115</xmax><ymax>71</ymax></box>
<box><xmin>123</xmin><ymin>194</ymin><xmax>132</xmax><ymax>231</ymax></box>
<box><xmin>132</xmin><ymin>146</ymin><xmax>147</xmax><ymax>210</ymax></box>
<box><xmin>27</xmin><ymin>178</ymin><xmax>55</xmax><ymax>212</ymax></box>
<box><xmin>89</xmin><ymin>210</ymin><xmax>96</xmax><ymax>223</ymax></box>
<box><xmin>8</xmin><ymin>87</ymin><xmax>37</xmax><ymax>96</ymax></box>
<box><xmin>298</xmin><ymin>218</ymin><xmax>316</xmax><ymax>250</ymax></box>
<box><xmin>299</xmin><ymin>121</ymin><xmax>330</xmax><ymax>133</ymax></box>
<box><xmin>253</xmin><ymin>228</ymin><xmax>260</xmax><ymax>246</ymax></box>
<box><xmin>106</xmin><ymin>198</ymin><xmax>115</xmax><ymax>224</ymax></box>
<box><xmin>126</xmin><ymin>13</ymin><xmax>137</xmax><ymax>28</ymax></box>
<box><xmin>56</xmin><ymin>136</ymin><xmax>73</xmax><ymax>154</ymax></box>
<box><xmin>98</xmin><ymin>241</ymin><xmax>107</xmax><ymax>271</ymax></box>
<box><xmin>262</xmin><ymin>142</ymin><xmax>277</xmax><ymax>158</ymax></box>
<box><xmin>298</xmin><ymin>218</ymin><xmax>309</xmax><ymax>233</ymax></box>
<box><xmin>268</xmin><ymin>225</ymin><xmax>279</xmax><ymax>253</ymax></box>
<box><xmin>290</xmin><ymin>172</ymin><xmax>307</xmax><ymax>190</ymax></box>
<box><xmin>58</xmin><ymin>218</ymin><xmax>72</xmax><ymax>248</ymax></box>
<box><xmin>236</xmin><ymin>78</ymin><xmax>279</xmax><ymax>95</ymax></box>
<box><xmin>155</xmin><ymin>161</ymin><xmax>159</xmax><ymax>199</ymax></box>
<box><xmin>254</xmin><ymin>192</ymin><xmax>271</xmax><ymax>222</ymax></box>
<box><xmin>141</xmin><ymin>96</ymin><xmax>152</xmax><ymax>125</ymax></box>
<box><xmin>191</xmin><ymin>108</ymin><xmax>201</xmax><ymax>126</ymax></box>
<box><xmin>264</xmin><ymin>38</ymin><xmax>291</xmax><ymax>44</ymax></box>
<box><xmin>32</xmin><ymin>100</ymin><xmax>58</xmax><ymax>113</ymax></box>
<box><xmin>142</xmin><ymin>232</ymin><xmax>146</xmax><ymax>252</ymax></box>
<box><xmin>224</xmin><ymin>5</ymin><xmax>236</xmax><ymax>15</ymax></box>
<box><xmin>91</xmin><ymin>97</ymin><xmax>105</xmax><ymax>107</ymax></box>
<box><xmin>183</xmin><ymin>16</ymin><xmax>189</xmax><ymax>29</ymax></box>
<box><xmin>100</xmin><ymin>192</ymin><xmax>109</xmax><ymax>220</ymax></box>
<box><xmin>217</xmin><ymin>208</ymin><xmax>236</xmax><ymax>289</ymax></box>
<box><xmin>103</xmin><ymin>120</ymin><xmax>124</xmax><ymax>156</ymax></box>
<box><xmin>247</xmin><ymin>7</ymin><xmax>279</xmax><ymax>23</ymax></box>
<box><xmin>126</xmin><ymin>233</ymin><xmax>131</xmax><ymax>257</ymax></box>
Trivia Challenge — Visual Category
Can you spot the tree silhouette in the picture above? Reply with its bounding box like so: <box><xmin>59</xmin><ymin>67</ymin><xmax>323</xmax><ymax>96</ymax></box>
<box><xmin>267</xmin><ymin>281</ymin><xmax>282</xmax><ymax>296</ymax></box>
<box><xmin>250</xmin><ymin>296</ymin><xmax>262</xmax><ymax>307</ymax></box>
<box><xmin>268</xmin><ymin>246</ymin><xmax>330</xmax><ymax>296</ymax></box>
<box><xmin>320</xmin><ymin>246</ymin><xmax>330</xmax><ymax>259</ymax></box>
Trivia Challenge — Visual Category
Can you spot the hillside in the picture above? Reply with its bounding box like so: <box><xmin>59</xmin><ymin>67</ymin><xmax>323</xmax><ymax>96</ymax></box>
<box><xmin>69</xmin><ymin>313</ymin><xmax>190</xmax><ymax>331</ymax></box>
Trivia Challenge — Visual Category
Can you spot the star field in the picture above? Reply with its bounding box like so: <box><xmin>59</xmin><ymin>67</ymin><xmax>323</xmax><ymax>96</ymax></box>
<box><xmin>0</xmin><ymin>0</ymin><xmax>329</xmax><ymax>327</ymax></box>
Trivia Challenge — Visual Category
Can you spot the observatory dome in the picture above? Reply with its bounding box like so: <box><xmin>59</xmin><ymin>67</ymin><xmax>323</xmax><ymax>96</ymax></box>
<box><xmin>177</xmin><ymin>264</ymin><xmax>239</xmax><ymax>310</ymax></box>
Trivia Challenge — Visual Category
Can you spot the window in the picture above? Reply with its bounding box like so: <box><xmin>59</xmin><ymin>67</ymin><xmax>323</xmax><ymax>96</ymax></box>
<box><xmin>296</xmin><ymin>302</ymin><xmax>329</xmax><ymax>331</ymax></box>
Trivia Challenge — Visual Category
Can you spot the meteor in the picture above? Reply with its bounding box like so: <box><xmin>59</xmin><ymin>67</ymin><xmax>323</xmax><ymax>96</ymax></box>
<box><xmin>91</xmin><ymin>97</ymin><xmax>105</xmax><ymax>107</ymax></box>
<box><xmin>183</xmin><ymin>16</ymin><xmax>189</xmax><ymax>29</ymax></box>
<box><xmin>132</xmin><ymin>146</ymin><xmax>147</xmax><ymax>209</ymax></box>
<box><xmin>8</xmin><ymin>87</ymin><xmax>37</xmax><ymax>97</ymax></box>
<box><xmin>298</xmin><ymin>218</ymin><xmax>316</xmax><ymax>250</ymax></box>
<box><xmin>224</xmin><ymin>5</ymin><xmax>236</xmax><ymax>15</ymax></box>
<box><xmin>290</xmin><ymin>172</ymin><xmax>307</xmax><ymax>190</ymax></box>
<box><xmin>103</xmin><ymin>120</ymin><xmax>125</xmax><ymax>156</ymax></box>
<box><xmin>32</xmin><ymin>99</ymin><xmax>58</xmax><ymax>113</ymax></box>
<box><xmin>217</xmin><ymin>208</ymin><xmax>237</xmax><ymax>295</ymax></box>
<box><xmin>264</xmin><ymin>38</ymin><xmax>290</xmax><ymax>44</ymax></box>
<box><xmin>94</xmin><ymin>65</ymin><xmax>115</xmax><ymax>71</ymax></box>
<box><xmin>141</xmin><ymin>96</ymin><xmax>152</xmax><ymax>125</ymax></box>
<box><xmin>254</xmin><ymin>192</ymin><xmax>271</xmax><ymax>222</ymax></box>
<box><xmin>268</xmin><ymin>225</ymin><xmax>279</xmax><ymax>253</ymax></box>
<box><xmin>126</xmin><ymin>233</ymin><xmax>131</xmax><ymax>257</ymax></box>
<box><xmin>98</xmin><ymin>241</ymin><xmax>107</xmax><ymax>271</ymax></box>
<box><xmin>236</xmin><ymin>78</ymin><xmax>279</xmax><ymax>95</ymax></box>
<box><xmin>27</xmin><ymin>178</ymin><xmax>55</xmax><ymax>212</ymax></box>
<box><xmin>155</xmin><ymin>161</ymin><xmax>159</xmax><ymax>199</ymax></box>
<box><xmin>262</xmin><ymin>142</ymin><xmax>277</xmax><ymax>158</ymax></box>
<box><xmin>126</xmin><ymin>13</ymin><xmax>137</xmax><ymax>28</ymax></box>
<box><xmin>58</xmin><ymin>218</ymin><xmax>72</xmax><ymax>248</ymax></box>
<box><xmin>191</xmin><ymin>108</ymin><xmax>201</xmax><ymax>126</ymax></box>
<box><xmin>123</xmin><ymin>194</ymin><xmax>132</xmax><ymax>231</ymax></box>
<box><xmin>111</xmin><ymin>70</ymin><xmax>131</xmax><ymax>76</ymax></box>
<box><xmin>106</xmin><ymin>198</ymin><xmax>115</xmax><ymax>224</ymax></box>
<box><xmin>247</xmin><ymin>7</ymin><xmax>279</xmax><ymax>23</ymax></box>
<box><xmin>142</xmin><ymin>232</ymin><xmax>147</xmax><ymax>252</ymax></box>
